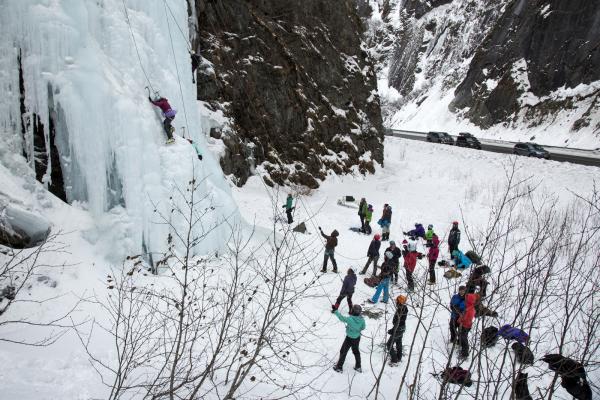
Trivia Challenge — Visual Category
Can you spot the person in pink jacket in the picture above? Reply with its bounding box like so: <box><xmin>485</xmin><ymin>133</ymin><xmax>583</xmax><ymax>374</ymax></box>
<box><xmin>149</xmin><ymin>96</ymin><xmax>177</xmax><ymax>141</ymax></box>
<box><xmin>427</xmin><ymin>234</ymin><xmax>440</xmax><ymax>285</ymax></box>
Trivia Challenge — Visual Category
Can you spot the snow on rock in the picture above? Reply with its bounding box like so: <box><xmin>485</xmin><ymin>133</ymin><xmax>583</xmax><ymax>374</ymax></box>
<box><xmin>0</xmin><ymin>0</ymin><xmax>239</xmax><ymax>260</ymax></box>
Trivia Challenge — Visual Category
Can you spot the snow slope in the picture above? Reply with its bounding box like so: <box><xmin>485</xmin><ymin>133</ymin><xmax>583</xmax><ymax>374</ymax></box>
<box><xmin>0</xmin><ymin>0</ymin><xmax>238</xmax><ymax>261</ymax></box>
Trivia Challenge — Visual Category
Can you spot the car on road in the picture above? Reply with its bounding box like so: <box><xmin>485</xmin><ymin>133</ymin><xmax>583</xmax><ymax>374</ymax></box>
<box><xmin>455</xmin><ymin>132</ymin><xmax>482</xmax><ymax>150</ymax></box>
<box><xmin>513</xmin><ymin>142</ymin><xmax>550</xmax><ymax>159</ymax></box>
<box><xmin>427</xmin><ymin>131</ymin><xmax>454</xmax><ymax>145</ymax></box>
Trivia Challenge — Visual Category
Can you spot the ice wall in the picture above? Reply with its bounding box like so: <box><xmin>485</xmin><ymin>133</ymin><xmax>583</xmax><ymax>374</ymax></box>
<box><xmin>0</xmin><ymin>0</ymin><xmax>239</xmax><ymax>260</ymax></box>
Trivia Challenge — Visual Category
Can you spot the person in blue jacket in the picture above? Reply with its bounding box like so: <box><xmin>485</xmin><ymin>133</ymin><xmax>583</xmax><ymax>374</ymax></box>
<box><xmin>452</xmin><ymin>250</ymin><xmax>473</xmax><ymax>269</ymax></box>
<box><xmin>333</xmin><ymin>304</ymin><xmax>366</xmax><ymax>373</ymax></box>
<box><xmin>449</xmin><ymin>286</ymin><xmax>466</xmax><ymax>343</ymax></box>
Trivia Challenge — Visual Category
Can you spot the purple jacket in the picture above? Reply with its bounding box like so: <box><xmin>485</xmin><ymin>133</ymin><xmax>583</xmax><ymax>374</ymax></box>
<box><xmin>150</xmin><ymin>97</ymin><xmax>176</xmax><ymax>118</ymax></box>
<box><xmin>498</xmin><ymin>324</ymin><xmax>529</xmax><ymax>344</ymax></box>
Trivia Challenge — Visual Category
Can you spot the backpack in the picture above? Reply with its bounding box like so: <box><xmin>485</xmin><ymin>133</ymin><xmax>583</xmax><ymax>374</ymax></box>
<box><xmin>364</xmin><ymin>276</ymin><xmax>381</xmax><ymax>288</ymax></box>
<box><xmin>481</xmin><ymin>326</ymin><xmax>498</xmax><ymax>347</ymax></box>
<box><xmin>512</xmin><ymin>342</ymin><xmax>534</xmax><ymax>365</ymax></box>
<box><xmin>444</xmin><ymin>269</ymin><xmax>462</xmax><ymax>279</ymax></box>
<box><xmin>442</xmin><ymin>366</ymin><xmax>472</xmax><ymax>386</ymax></box>
<box><xmin>465</xmin><ymin>250</ymin><xmax>482</xmax><ymax>264</ymax></box>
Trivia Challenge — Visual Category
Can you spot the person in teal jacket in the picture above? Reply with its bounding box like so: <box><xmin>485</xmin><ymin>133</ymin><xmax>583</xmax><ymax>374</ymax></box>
<box><xmin>333</xmin><ymin>304</ymin><xmax>366</xmax><ymax>373</ymax></box>
<box><xmin>452</xmin><ymin>250</ymin><xmax>472</xmax><ymax>270</ymax></box>
<box><xmin>282</xmin><ymin>194</ymin><xmax>294</xmax><ymax>224</ymax></box>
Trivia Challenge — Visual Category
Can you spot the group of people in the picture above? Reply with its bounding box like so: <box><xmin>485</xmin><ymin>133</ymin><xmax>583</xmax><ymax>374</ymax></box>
<box><xmin>324</xmin><ymin>214</ymin><xmax>474</xmax><ymax>372</ymax></box>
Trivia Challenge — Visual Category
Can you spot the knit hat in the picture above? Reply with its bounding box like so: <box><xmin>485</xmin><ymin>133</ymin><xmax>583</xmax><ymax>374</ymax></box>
<box><xmin>351</xmin><ymin>304</ymin><xmax>362</xmax><ymax>316</ymax></box>
<box><xmin>389</xmin><ymin>240</ymin><xmax>396</xmax><ymax>246</ymax></box>
<box><xmin>374</xmin><ymin>234</ymin><xmax>381</xmax><ymax>240</ymax></box>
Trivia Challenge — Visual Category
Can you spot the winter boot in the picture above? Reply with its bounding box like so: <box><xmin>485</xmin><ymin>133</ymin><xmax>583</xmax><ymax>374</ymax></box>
<box><xmin>333</xmin><ymin>365</ymin><xmax>343</xmax><ymax>373</ymax></box>
<box><xmin>353</xmin><ymin>366</ymin><xmax>362</xmax><ymax>373</ymax></box>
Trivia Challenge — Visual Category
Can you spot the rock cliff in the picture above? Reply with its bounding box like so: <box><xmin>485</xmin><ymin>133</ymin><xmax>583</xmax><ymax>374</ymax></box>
<box><xmin>194</xmin><ymin>0</ymin><xmax>384</xmax><ymax>188</ymax></box>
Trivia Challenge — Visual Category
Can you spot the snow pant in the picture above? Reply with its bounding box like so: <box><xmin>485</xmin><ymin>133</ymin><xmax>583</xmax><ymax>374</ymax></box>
<box><xmin>336</xmin><ymin>336</ymin><xmax>361</xmax><ymax>369</ymax></box>
<box><xmin>364</xmin><ymin>221</ymin><xmax>372</xmax><ymax>234</ymax></box>
<box><xmin>382</xmin><ymin>226</ymin><xmax>390</xmax><ymax>241</ymax></box>
<box><xmin>286</xmin><ymin>209</ymin><xmax>293</xmax><ymax>224</ymax></box>
<box><xmin>459</xmin><ymin>326</ymin><xmax>470</xmax><ymax>357</ymax></box>
<box><xmin>392</xmin><ymin>263</ymin><xmax>400</xmax><ymax>284</ymax></box>
<box><xmin>334</xmin><ymin>293</ymin><xmax>353</xmax><ymax>310</ymax></box>
<box><xmin>322</xmin><ymin>249</ymin><xmax>337</xmax><ymax>272</ymax></box>
<box><xmin>361</xmin><ymin>255</ymin><xmax>379</xmax><ymax>275</ymax></box>
<box><xmin>449</xmin><ymin>316</ymin><xmax>459</xmax><ymax>343</ymax></box>
<box><xmin>387</xmin><ymin>333</ymin><xmax>404</xmax><ymax>363</ymax></box>
<box><xmin>372</xmin><ymin>277</ymin><xmax>390</xmax><ymax>303</ymax></box>
<box><xmin>405</xmin><ymin>268</ymin><xmax>414</xmax><ymax>291</ymax></box>
<box><xmin>428</xmin><ymin>259</ymin><xmax>437</xmax><ymax>283</ymax></box>
<box><xmin>359</xmin><ymin>214</ymin><xmax>365</xmax><ymax>231</ymax></box>
<box><xmin>163</xmin><ymin>117</ymin><xmax>174</xmax><ymax>140</ymax></box>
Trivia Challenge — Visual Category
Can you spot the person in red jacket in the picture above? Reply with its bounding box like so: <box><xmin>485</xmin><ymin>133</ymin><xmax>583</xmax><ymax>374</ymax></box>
<box><xmin>403</xmin><ymin>248</ymin><xmax>420</xmax><ymax>291</ymax></box>
<box><xmin>457</xmin><ymin>293</ymin><xmax>478</xmax><ymax>358</ymax></box>
<box><xmin>149</xmin><ymin>96</ymin><xmax>177</xmax><ymax>142</ymax></box>
<box><xmin>427</xmin><ymin>234</ymin><xmax>440</xmax><ymax>285</ymax></box>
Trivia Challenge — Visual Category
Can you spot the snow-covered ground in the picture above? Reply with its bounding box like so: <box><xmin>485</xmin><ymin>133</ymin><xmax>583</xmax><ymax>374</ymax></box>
<box><xmin>3</xmin><ymin>137</ymin><xmax>598</xmax><ymax>399</ymax></box>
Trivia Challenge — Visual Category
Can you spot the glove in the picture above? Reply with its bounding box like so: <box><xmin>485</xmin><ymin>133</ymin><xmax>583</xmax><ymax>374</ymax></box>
<box><xmin>318</xmin><ymin>226</ymin><xmax>322</xmax><ymax>230</ymax></box>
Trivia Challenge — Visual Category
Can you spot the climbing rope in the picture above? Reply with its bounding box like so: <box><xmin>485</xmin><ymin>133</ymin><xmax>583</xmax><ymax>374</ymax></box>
<box><xmin>162</xmin><ymin>0</ymin><xmax>193</xmax><ymax>52</ymax></box>
<box><xmin>121</xmin><ymin>0</ymin><xmax>154</xmax><ymax>92</ymax></box>
<box><xmin>163</xmin><ymin>0</ymin><xmax>191</xmax><ymax>137</ymax></box>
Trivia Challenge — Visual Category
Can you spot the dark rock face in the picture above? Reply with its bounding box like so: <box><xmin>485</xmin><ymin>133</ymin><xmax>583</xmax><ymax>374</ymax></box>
<box><xmin>451</xmin><ymin>0</ymin><xmax>600</xmax><ymax>128</ymax></box>
<box><xmin>194</xmin><ymin>0</ymin><xmax>383</xmax><ymax>187</ymax></box>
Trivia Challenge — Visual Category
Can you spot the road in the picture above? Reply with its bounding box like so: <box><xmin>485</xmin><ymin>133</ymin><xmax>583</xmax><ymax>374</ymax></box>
<box><xmin>385</xmin><ymin>129</ymin><xmax>600</xmax><ymax>168</ymax></box>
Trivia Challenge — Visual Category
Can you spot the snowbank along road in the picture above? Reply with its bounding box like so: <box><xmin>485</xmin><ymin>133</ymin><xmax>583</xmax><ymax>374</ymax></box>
<box><xmin>386</xmin><ymin>129</ymin><xmax>600</xmax><ymax>167</ymax></box>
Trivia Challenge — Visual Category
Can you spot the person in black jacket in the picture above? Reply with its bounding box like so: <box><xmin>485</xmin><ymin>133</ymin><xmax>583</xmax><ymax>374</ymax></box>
<box><xmin>385</xmin><ymin>241</ymin><xmax>402</xmax><ymax>284</ymax></box>
<box><xmin>332</xmin><ymin>269</ymin><xmax>357</xmax><ymax>312</ymax></box>
<box><xmin>319</xmin><ymin>227</ymin><xmax>339</xmax><ymax>273</ymax></box>
<box><xmin>387</xmin><ymin>295</ymin><xmax>408</xmax><ymax>364</ymax></box>
<box><xmin>448</xmin><ymin>221</ymin><xmax>461</xmax><ymax>254</ymax></box>
<box><xmin>360</xmin><ymin>234</ymin><xmax>381</xmax><ymax>275</ymax></box>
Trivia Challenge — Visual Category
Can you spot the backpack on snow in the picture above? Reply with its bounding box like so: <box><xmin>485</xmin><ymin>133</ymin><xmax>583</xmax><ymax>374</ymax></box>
<box><xmin>481</xmin><ymin>326</ymin><xmax>499</xmax><ymax>348</ymax></box>
<box><xmin>444</xmin><ymin>269</ymin><xmax>462</xmax><ymax>279</ymax></box>
<box><xmin>512</xmin><ymin>342</ymin><xmax>534</xmax><ymax>365</ymax></box>
<box><xmin>442</xmin><ymin>366</ymin><xmax>472</xmax><ymax>386</ymax></box>
<box><xmin>364</xmin><ymin>276</ymin><xmax>381</xmax><ymax>288</ymax></box>
<box><xmin>465</xmin><ymin>250</ymin><xmax>482</xmax><ymax>264</ymax></box>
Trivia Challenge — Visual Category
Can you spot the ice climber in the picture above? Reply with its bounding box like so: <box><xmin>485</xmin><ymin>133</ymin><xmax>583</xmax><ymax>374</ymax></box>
<box><xmin>368</xmin><ymin>251</ymin><xmax>393</xmax><ymax>304</ymax></box>
<box><xmin>319</xmin><ymin>227</ymin><xmax>339</xmax><ymax>273</ymax></box>
<box><xmin>458</xmin><ymin>293</ymin><xmax>478</xmax><ymax>358</ymax></box>
<box><xmin>449</xmin><ymin>286</ymin><xmax>466</xmax><ymax>344</ymax></box>
<box><xmin>387</xmin><ymin>295</ymin><xmax>408</xmax><ymax>365</ymax></box>
<box><xmin>427</xmin><ymin>234</ymin><xmax>440</xmax><ymax>284</ymax></box>
<box><xmin>385</xmin><ymin>240</ymin><xmax>402</xmax><ymax>284</ymax></box>
<box><xmin>358</xmin><ymin>198</ymin><xmax>368</xmax><ymax>232</ymax></box>
<box><xmin>332</xmin><ymin>269</ymin><xmax>357</xmax><ymax>312</ymax></box>
<box><xmin>333</xmin><ymin>304</ymin><xmax>366</xmax><ymax>373</ymax></box>
<box><xmin>282</xmin><ymin>194</ymin><xmax>294</xmax><ymax>224</ymax></box>
<box><xmin>448</xmin><ymin>221</ymin><xmax>461</xmax><ymax>254</ymax></box>
<box><xmin>360</xmin><ymin>234</ymin><xmax>381</xmax><ymax>275</ymax></box>
<box><xmin>149</xmin><ymin>95</ymin><xmax>177</xmax><ymax>143</ymax></box>
<box><xmin>364</xmin><ymin>204</ymin><xmax>373</xmax><ymax>234</ymax></box>
<box><xmin>378</xmin><ymin>204</ymin><xmax>392</xmax><ymax>241</ymax></box>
